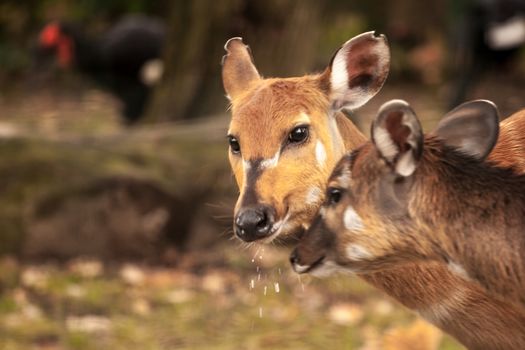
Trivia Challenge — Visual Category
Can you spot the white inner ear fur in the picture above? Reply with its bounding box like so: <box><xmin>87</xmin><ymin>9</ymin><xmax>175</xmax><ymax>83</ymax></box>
<box><xmin>374</xmin><ymin>102</ymin><xmax>420</xmax><ymax>177</ymax></box>
<box><xmin>330</xmin><ymin>47</ymin><xmax>353</xmax><ymax>105</ymax></box>
<box><xmin>329</xmin><ymin>34</ymin><xmax>389</xmax><ymax>111</ymax></box>
<box><xmin>374</xmin><ymin>125</ymin><xmax>398</xmax><ymax>161</ymax></box>
<box><xmin>395</xmin><ymin>151</ymin><xmax>417</xmax><ymax>177</ymax></box>
<box><xmin>330</xmin><ymin>51</ymin><xmax>368</xmax><ymax>111</ymax></box>
<box><xmin>315</xmin><ymin>141</ymin><xmax>327</xmax><ymax>167</ymax></box>
<box><xmin>458</xmin><ymin>138</ymin><xmax>485</xmax><ymax>158</ymax></box>
<box><xmin>343</xmin><ymin>206</ymin><xmax>364</xmax><ymax>231</ymax></box>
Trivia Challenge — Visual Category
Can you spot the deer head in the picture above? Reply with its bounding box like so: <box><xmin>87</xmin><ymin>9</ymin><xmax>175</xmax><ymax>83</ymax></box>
<box><xmin>222</xmin><ymin>32</ymin><xmax>390</xmax><ymax>242</ymax></box>
<box><xmin>290</xmin><ymin>99</ymin><xmax>500</xmax><ymax>275</ymax></box>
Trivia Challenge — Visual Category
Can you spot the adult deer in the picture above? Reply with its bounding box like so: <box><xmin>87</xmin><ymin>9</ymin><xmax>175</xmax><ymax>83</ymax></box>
<box><xmin>222</xmin><ymin>34</ymin><xmax>525</xmax><ymax>349</ymax></box>
<box><xmin>291</xmin><ymin>100</ymin><xmax>525</xmax><ymax>349</ymax></box>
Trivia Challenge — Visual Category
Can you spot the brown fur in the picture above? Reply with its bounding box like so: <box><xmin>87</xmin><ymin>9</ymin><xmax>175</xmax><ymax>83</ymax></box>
<box><xmin>294</xmin><ymin>108</ymin><xmax>525</xmax><ymax>349</ymax></box>
<box><xmin>488</xmin><ymin>109</ymin><xmax>525</xmax><ymax>172</ymax></box>
<box><xmin>224</xmin><ymin>36</ymin><xmax>525</xmax><ymax>349</ymax></box>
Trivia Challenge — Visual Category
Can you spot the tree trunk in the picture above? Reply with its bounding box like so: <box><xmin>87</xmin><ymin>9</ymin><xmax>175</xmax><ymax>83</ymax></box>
<box><xmin>144</xmin><ymin>0</ymin><xmax>325</xmax><ymax>122</ymax></box>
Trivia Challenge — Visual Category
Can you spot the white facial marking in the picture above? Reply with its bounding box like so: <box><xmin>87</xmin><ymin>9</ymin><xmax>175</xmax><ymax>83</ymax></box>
<box><xmin>237</xmin><ymin>160</ymin><xmax>252</xmax><ymax>204</ymax></box>
<box><xmin>345</xmin><ymin>244</ymin><xmax>373</xmax><ymax>261</ymax></box>
<box><xmin>242</xmin><ymin>159</ymin><xmax>251</xmax><ymax>172</ymax></box>
<box><xmin>296</xmin><ymin>112</ymin><xmax>311</xmax><ymax>124</ymax></box>
<box><xmin>373</xmin><ymin>125</ymin><xmax>398</xmax><ymax>161</ymax></box>
<box><xmin>315</xmin><ymin>141</ymin><xmax>327</xmax><ymax>167</ymax></box>
<box><xmin>260</xmin><ymin>150</ymin><xmax>280</xmax><ymax>169</ymax></box>
<box><xmin>447</xmin><ymin>261</ymin><xmax>470</xmax><ymax>280</ymax></box>
<box><xmin>343</xmin><ymin>206</ymin><xmax>364</xmax><ymax>231</ymax></box>
<box><xmin>305</xmin><ymin>187</ymin><xmax>322</xmax><ymax>205</ymax></box>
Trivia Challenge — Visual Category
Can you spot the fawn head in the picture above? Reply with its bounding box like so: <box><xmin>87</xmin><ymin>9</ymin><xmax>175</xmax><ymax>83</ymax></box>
<box><xmin>222</xmin><ymin>32</ymin><xmax>390</xmax><ymax>243</ymax></box>
<box><xmin>290</xmin><ymin>99</ymin><xmax>499</xmax><ymax>275</ymax></box>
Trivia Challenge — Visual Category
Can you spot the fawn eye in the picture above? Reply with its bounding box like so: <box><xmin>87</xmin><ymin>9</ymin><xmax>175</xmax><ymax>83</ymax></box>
<box><xmin>328</xmin><ymin>187</ymin><xmax>342</xmax><ymax>205</ymax></box>
<box><xmin>288</xmin><ymin>125</ymin><xmax>309</xmax><ymax>144</ymax></box>
<box><xmin>228</xmin><ymin>136</ymin><xmax>241</xmax><ymax>154</ymax></box>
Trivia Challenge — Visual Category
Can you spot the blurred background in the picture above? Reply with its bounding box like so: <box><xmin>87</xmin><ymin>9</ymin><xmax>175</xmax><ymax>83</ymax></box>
<box><xmin>0</xmin><ymin>0</ymin><xmax>524</xmax><ymax>349</ymax></box>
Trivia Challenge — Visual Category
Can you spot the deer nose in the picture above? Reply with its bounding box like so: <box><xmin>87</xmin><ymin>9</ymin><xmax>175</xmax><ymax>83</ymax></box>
<box><xmin>235</xmin><ymin>206</ymin><xmax>274</xmax><ymax>242</ymax></box>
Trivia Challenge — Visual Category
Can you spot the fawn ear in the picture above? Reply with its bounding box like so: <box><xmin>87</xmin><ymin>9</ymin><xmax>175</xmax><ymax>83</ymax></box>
<box><xmin>222</xmin><ymin>37</ymin><xmax>261</xmax><ymax>100</ymax></box>
<box><xmin>321</xmin><ymin>31</ymin><xmax>390</xmax><ymax>111</ymax></box>
<box><xmin>372</xmin><ymin>100</ymin><xmax>423</xmax><ymax>177</ymax></box>
<box><xmin>433</xmin><ymin>100</ymin><xmax>499</xmax><ymax>160</ymax></box>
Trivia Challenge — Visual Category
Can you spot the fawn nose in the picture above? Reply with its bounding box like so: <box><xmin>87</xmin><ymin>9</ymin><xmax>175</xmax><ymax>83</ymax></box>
<box><xmin>289</xmin><ymin>249</ymin><xmax>299</xmax><ymax>266</ymax></box>
<box><xmin>289</xmin><ymin>248</ymin><xmax>309</xmax><ymax>273</ymax></box>
<box><xmin>235</xmin><ymin>205</ymin><xmax>274</xmax><ymax>241</ymax></box>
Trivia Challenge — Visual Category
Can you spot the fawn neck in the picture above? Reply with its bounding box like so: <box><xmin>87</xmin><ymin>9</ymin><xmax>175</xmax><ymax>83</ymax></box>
<box><xmin>411</xmin><ymin>138</ymin><xmax>525</xmax><ymax>305</ymax></box>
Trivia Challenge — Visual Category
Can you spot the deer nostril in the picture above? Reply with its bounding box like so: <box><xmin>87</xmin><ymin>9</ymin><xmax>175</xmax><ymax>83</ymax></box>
<box><xmin>256</xmin><ymin>212</ymin><xmax>269</xmax><ymax>231</ymax></box>
<box><xmin>234</xmin><ymin>206</ymin><xmax>274</xmax><ymax>241</ymax></box>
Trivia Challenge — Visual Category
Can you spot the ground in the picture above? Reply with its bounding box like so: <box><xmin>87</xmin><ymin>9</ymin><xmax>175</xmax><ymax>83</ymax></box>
<box><xmin>0</xmin><ymin>244</ymin><xmax>464</xmax><ymax>350</ymax></box>
<box><xmin>3</xmin><ymin>74</ymin><xmax>523</xmax><ymax>349</ymax></box>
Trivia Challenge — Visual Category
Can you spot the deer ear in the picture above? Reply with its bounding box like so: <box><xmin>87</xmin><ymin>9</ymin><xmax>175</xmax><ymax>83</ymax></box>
<box><xmin>322</xmin><ymin>31</ymin><xmax>390</xmax><ymax>111</ymax></box>
<box><xmin>222</xmin><ymin>37</ymin><xmax>261</xmax><ymax>100</ymax></box>
<box><xmin>372</xmin><ymin>100</ymin><xmax>423</xmax><ymax>177</ymax></box>
<box><xmin>433</xmin><ymin>100</ymin><xmax>499</xmax><ymax>161</ymax></box>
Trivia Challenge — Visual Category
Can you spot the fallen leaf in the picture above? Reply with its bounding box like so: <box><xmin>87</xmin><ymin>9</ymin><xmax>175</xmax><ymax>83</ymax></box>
<box><xmin>68</xmin><ymin>259</ymin><xmax>103</xmax><ymax>278</ymax></box>
<box><xmin>120</xmin><ymin>264</ymin><xmax>145</xmax><ymax>286</ymax></box>
<box><xmin>382</xmin><ymin>319</ymin><xmax>442</xmax><ymax>350</ymax></box>
<box><xmin>21</xmin><ymin>267</ymin><xmax>49</xmax><ymax>290</ymax></box>
<box><xmin>66</xmin><ymin>315</ymin><xmax>112</xmax><ymax>334</ymax></box>
<box><xmin>327</xmin><ymin>302</ymin><xmax>364</xmax><ymax>326</ymax></box>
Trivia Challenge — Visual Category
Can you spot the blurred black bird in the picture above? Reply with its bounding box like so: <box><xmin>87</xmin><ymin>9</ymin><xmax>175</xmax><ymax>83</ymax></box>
<box><xmin>38</xmin><ymin>15</ymin><xmax>166</xmax><ymax>124</ymax></box>
<box><xmin>449</xmin><ymin>0</ymin><xmax>525</xmax><ymax>109</ymax></box>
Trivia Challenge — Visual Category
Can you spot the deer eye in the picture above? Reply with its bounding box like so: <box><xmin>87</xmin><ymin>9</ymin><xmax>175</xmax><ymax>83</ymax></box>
<box><xmin>327</xmin><ymin>187</ymin><xmax>342</xmax><ymax>205</ymax></box>
<box><xmin>288</xmin><ymin>125</ymin><xmax>309</xmax><ymax>144</ymax></box>
<box><xmin>228</xmin><ymin>135</ymin><xmax>241</xmax><ymax>154</ymax></box>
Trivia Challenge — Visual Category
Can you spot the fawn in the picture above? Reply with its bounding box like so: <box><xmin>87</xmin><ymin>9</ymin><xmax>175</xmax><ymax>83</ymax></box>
<box><xmin>291</xmin><ymin>100</ymin><xmax>525</xmax><ymax>349</ymax></box>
